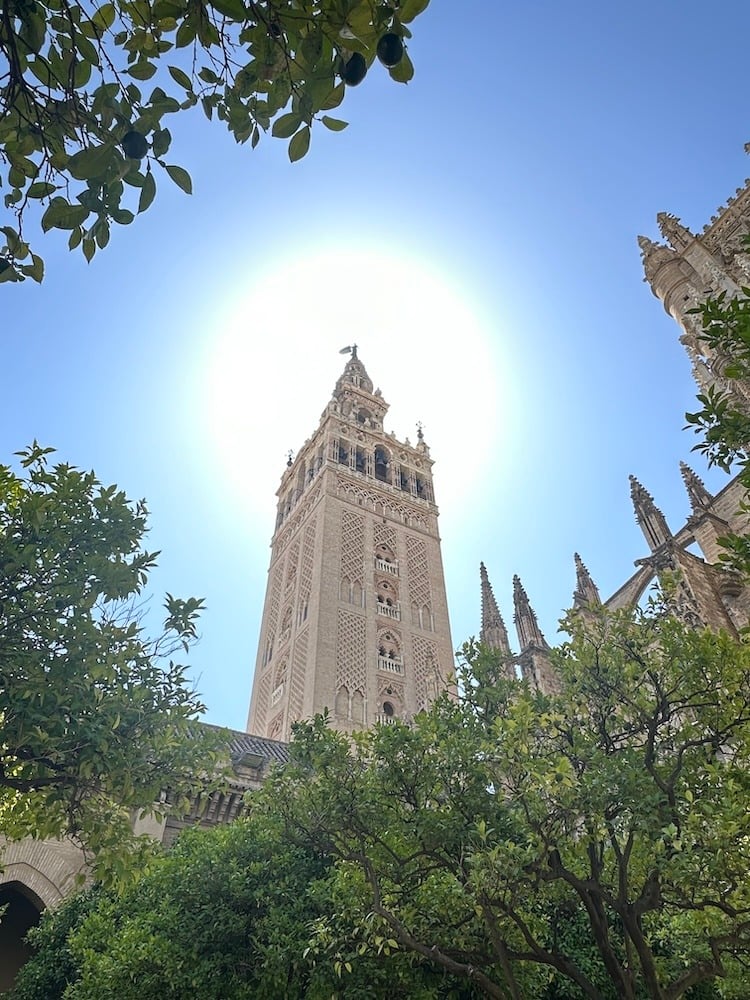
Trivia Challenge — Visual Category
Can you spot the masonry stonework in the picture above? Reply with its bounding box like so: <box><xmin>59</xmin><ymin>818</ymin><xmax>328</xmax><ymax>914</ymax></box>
<box><xmin>247</xmin><ymin>347</ymin><xmax>456</xmax><ymax>739</ymax></box>
<box><xmin>481</xmin><ymin>148</ymin><xmax>750</xmax><ymax>689</ymax></box>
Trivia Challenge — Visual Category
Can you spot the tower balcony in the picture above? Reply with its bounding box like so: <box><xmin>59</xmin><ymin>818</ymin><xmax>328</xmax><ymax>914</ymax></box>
<box><xmin>376</xmin><ymin>602</ymin><xmax>401</xmax><ymax>621</ymax></box>
<box><xmin>377</xmin><ymin>656</ymin><xmax>403</xmax><ymax>674</ymax></box>
<box><xmin>374</xmin><ymin>713</ymin><xmax>398</xmax><ymax>726</ymax></box>
<box><xmin>375</xmin><ymin>557</ymin><xmax>399</xmax><ymax>576</ymax></box>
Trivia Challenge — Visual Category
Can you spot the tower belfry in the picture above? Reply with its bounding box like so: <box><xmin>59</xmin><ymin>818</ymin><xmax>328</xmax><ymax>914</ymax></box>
<box><xmin>247</xmin><ymin>348</ymin><xmax>455</xmax><ymax>740</ymax></box>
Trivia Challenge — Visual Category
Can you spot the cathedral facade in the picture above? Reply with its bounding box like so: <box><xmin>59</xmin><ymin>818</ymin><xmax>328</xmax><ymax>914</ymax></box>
<box><xmin>480</xmin><ymin>151</ymin><xmax>750</xmax><ymax>685</ymax></box>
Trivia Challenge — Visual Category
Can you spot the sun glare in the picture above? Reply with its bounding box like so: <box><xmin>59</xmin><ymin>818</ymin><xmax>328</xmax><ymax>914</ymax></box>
<box><xmin>195</xmin><ymin>247</ymin><xmax>512</xmax><ymax>527</ymax></box>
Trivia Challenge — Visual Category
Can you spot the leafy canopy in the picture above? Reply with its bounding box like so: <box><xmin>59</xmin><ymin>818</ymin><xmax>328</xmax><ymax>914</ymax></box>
<box><xmin>0</xmin><ymin>0</ymin><xmax>428</xmax><ymax>282</ymax></box>
<box><xmin>263</xmin><ymin>605</ymin><xmax>750</xmax><ymax>1000</ymax></box>
<box><xmin>0</xmin><ymin>442</ymin><xmax>222</xmax><ymax>882</ymax></box>
<box><xmin>12</xmin><ymin>816</ymin><xmax>480</xmax><ymax>999</ymax></box>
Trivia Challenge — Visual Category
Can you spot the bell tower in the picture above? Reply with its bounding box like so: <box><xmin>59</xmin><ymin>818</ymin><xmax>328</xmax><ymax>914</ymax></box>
<box><xmin>246</xmin><ymin>347</ymin><xmax>455</xmax><ymax>741</ymax></box>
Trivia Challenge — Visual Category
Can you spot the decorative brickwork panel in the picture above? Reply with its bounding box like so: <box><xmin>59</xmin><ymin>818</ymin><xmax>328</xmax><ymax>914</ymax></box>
<box><xmin>268</xmin><ymin>711</ymin><xmax>284</xmax><ymax>741</ymax></box>
<box><xmin>274</xmin><ymin>483</ymin><xmax>322</xmax><ymax>553</ymax></box>
<box><xmin>412</xmin><ymin>635</ymin><xmax>439</xmax><ymax>713</ymax></box>
<box><xmin>300</xmin><ymin>525</ymin><xmax>315</xmax><ymax>590</ymax></box>
<box><xmin>337</xmin><ymin>479</ymin><xmax>428</xmax><ymax>529</ymax></box>
<box><xmin>289</xmin><ymin>627</ymin><xmax>308</xmax><ymax>721</ymax></box>
<box><xmin>406</xmin><ymin>535</ymin><xmax>431</xmax><ymax>606</ymax></box>
<box><xmin>373</xmin><ymin>520</ymin><xmax>397</xmax><ymax>553</ymax></box>
<box><xmin>285</xmin><ymin>540</ymin><xmax>300</xmax><ymax>593</ymax></box>
<box><xmin>266</xmin><ymin>563</ymin><xmax>283</xmax><ymax>653</ymax></box>
<box><xmin>341</xmin><ymin>510</ymin><xmax>365</xmax><ymax>585</ymax></box>
<box><xmin>255</xmin><ymin>671</ymin><xmax>273</xmax><ymax>731</ymax></box>
<box><xmin>336</xmin><ymin>609</ymin><xmax>367</xmax><ymax>694</ymax></box>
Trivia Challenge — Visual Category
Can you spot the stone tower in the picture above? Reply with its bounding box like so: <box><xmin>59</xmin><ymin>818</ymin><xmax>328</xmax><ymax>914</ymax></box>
<box><xmin>247</xmin><ymin>347</ymin><xmax>455</xmax><ymax>741</ymax></box>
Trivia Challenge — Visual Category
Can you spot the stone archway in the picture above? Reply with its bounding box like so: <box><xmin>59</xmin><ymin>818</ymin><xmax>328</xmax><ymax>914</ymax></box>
<box><xmin>0</xmin><ymin>882</ymin><xmax>45</xmax><ymax>992</ymax></box>
<box><xmin>0</xmin><ymin>837</ymin><xmax>88</xmax><ymax>993</ymax></box>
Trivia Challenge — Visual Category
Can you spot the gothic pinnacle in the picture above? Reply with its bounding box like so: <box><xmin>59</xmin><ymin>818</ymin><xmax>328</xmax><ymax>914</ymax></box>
<box><xmin>679</xmin><ymin>462</ymin><xmax>713</xmax><ymax>514</ymax></box>
<box><xmin>573</xmin><ymin>552</ymin><xmax>601</xmax><ymax>608</ymax></box>
<box><xmin>480</xmin><ymin>562</ymin><xmax>511</xmax><ymax>655</ymax></box>
<box><xmin>512</xmin><ymin>575</ymin><xmax>547</xmax><ymax>651</ymax></box>
<box><xmin>656</xmin><ymin>212</ymin><xmax>693</xmax><ymax>249</ymax></box>
<box><xmin>629</xmin><ymin>474</ymin><xmax>672</xmax><ymax>551</ymax></box>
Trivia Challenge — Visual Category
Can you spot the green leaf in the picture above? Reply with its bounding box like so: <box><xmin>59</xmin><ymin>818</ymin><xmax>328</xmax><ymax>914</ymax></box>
<box><xmin>208</xmin><ymin>0</ymin><xmax>246</xmax><ymax>19</ymax></box>
<box><xmin>272</xmin><ymin>113</ymin><xmax>302</xmax><ymax>139</ymax></box>
<box><xmin>129</xmin><ymin>61</ymin><xmax>157</xmax><ymax>80</ymax></box>
<box><xmin>1</xmin><ymin>227</ymin><xmax>21</xmax><ymax>253</ymax></box>
<box><xmin>165</xmin><ymin>164</ymin><xmax>192</xmax><ymax>194</ymax></box>
<box><xmin>27</xmin><ymin>182</ymin><xmax>57</xmax><ymax>199</ymax></box>
<box><xmin>398</xmin><ymin>0</ymin><xmax>429</xmax><ymax>22</ymax></box>
<box><xmin>111</xmin><ymin>209</ymin><xmax>135</xmax><ymax>225</ymax></box>
<box><xmin>168</xmin><ymin>65</ymin><xmax>193</xmax><ymax>91</ymax></box>
<box><xmin>388</xmin><ymin>50</ymin><xmax>414</xmax><ymax>83</ymax></box>
<box><xmin>41</xmin><ymin>200</ymin><xmax>89</xmax><ymax>232</ymax></box>
<box><xmin>82</xmin><ymin>238</ymin><xmax>96</xmax><ymax>262</ymax></box>
<box><xmin>321</xmin><ymin>116</ymin><xmax>348</xmax><ymax>132</ymax></box>
<box><xmin>321</xmin><ymin>82</ymin><xmax>345</xmax><ymax>111</ymax></box>
<box><xmin>151</xmin><ymin>128</ymin><xmax>172</xmax><ymax>157</ymax></box>
<box><xmin>67</xmin><ymin>145</ymin><xmax>114</xmax><ymax>181</ymax></box>
<box><xmin>288</xmin><ymin>127</ymin><xmax>311</xmax><ymax>163</ymax></box>
<box><xmin>138</xmin><ymin>171</ymin><xmax>156</xmax><ymax>213</ymax></box>
<box><xmin>24</xmin><ymin>254</ymin><xmax>44</xmax><ymax>283</ymax></box>
<box><xmin>92</xmin><ymin>3</ymin><xmax>116</xmax><ymax>29</ymax></box>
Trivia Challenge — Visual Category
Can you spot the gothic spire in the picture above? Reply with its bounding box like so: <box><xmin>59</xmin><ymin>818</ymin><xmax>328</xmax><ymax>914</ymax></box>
<box><xmin>679</xmin><ymin>462</ymin><xmax>714</xmax><ymax>514</ymax></box>
<box><xmin>573</xmin><ymin>552</ymin><xmax>601</xmax><ymax>608</ymax></box>
<box><xmin>629</xmin><ymin>475</ymin><xmax>672</xmax><ymax>551</ymax></box>
<box><xmin>656</xmin><ymin>212</ymin><xmax>694</xmax><ymax>250</ymax></box>
<box><xmin>513</xmin><ymin>575</ymin><xmax>547</xmax><ymax>650</ymax></box>
<box><xmin>480</xmin><ymin>563</ymin><xmax>511</xmax><ymax>655</ymax></box>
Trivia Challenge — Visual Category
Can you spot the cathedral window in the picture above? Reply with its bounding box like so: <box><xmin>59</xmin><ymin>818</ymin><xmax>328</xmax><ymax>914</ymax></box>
<box><xmin>382</xmin><ymin>700</ymin><xmax>394</xmax><ymax>717</ymax></box>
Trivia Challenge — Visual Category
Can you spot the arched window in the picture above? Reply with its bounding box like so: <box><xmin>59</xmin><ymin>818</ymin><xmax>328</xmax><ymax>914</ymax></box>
<box><xmin>382</xmin><ymin>700</ymin><xmax>394</xmax><ymax>717</ymax></box>
<box><xmin>335</xmin><ymin>685</ymin><xmax>349</xmax><ymax>719</ymax></box>
<box><xmin>374</xmin><ymin>446</ymin><xmax>390</xmax><ymax>483</ymax></box>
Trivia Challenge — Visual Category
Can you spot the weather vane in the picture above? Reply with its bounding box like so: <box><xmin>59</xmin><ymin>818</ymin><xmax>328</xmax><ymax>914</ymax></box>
<box><xmin>286</xmin><ymin>450</ymin><xmax>293</xmax><ymax>467</ymax></box>
<box><xmin>416</xmin><ymin>421</ymin><xmax>424</xmax><ymax>441</ymax></box>
<box><xmin>339</xmin><ymin>344</ymin><xmax>358</xmax><ymax>358</ymax></box>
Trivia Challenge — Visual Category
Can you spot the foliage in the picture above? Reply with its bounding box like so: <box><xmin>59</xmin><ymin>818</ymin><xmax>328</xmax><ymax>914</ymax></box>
<box><xmin>10</xmin><ymin>885</ymin><xmax>102</xmax><ymax>1000</ymax></box>
<box><xmin>12</xmin><ymin>814</ymin><xmax>480</xmax><ymax>999</ymax></box>
<box><xmin>0</xmin><ymin>0</ymin><xmax>429</xmax><ymax>281</ymax></box>
<box><xmin>0</xmin><ymin>442</ymin><xmax>222</xmax><ymax>882</ymax></box>
<box><xmin>685</xmin><ymin>289</ymin><xmax>750</xmax><ymax>576</ymax></box>
<box><xmin>262</xmin><ymin>605</ymin><xmax>750</xmax><ymax>1000</ymax></box>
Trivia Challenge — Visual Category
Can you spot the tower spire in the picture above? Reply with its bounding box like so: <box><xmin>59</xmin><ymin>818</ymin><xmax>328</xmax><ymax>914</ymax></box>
<box><xmin>679</xmin><ymin>462</ymin><xmax>714</xmax><ymax>514</ymax></box>
<box><xmin>573</xmin><ymin>552</ymin><xmax>601</xmax><ymax>608</ymax></box>
<box><xmin>629</xmin><ymin>475</ymin><xmax>672</xmax><ymax>551</ymax></box>
<box><xmin>480</xmin><ymin>562</ymin><xmax>511</xmax><ymax>656</ymax></box>
<box><xmin>513</xmin><ymin>575</ymin><xmax>547</xmax><ymax>650</ymax></box>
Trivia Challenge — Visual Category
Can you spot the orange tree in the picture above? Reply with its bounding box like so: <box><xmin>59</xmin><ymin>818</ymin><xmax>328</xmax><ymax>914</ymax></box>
<box><xmin>0</xmin><ymin>443</ymin><xmax>221</xmax><ymax>881</ymax></box>
<box><xmin>0</xmin><ymin>0</ymin><xmax>428</xmax><ymax>281</ymax></box>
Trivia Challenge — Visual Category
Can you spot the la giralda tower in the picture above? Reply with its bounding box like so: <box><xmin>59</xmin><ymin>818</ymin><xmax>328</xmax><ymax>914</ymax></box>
<box><xmin>247</xmin><ymin>347</ymin><xmax>455</xmax><ymax>741</ymax></box>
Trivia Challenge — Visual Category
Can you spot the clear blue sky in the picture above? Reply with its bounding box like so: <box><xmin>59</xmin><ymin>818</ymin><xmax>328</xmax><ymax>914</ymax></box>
<box><xmin>3</xmin><ymin>1</ymin><xmax>749</xmax><ymax>729</ymax></box>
